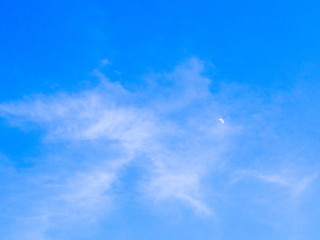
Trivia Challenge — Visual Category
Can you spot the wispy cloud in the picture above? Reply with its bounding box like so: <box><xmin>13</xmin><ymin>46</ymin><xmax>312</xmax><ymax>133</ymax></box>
<box><xmin>232</xmin><ymin>169</ymin><xmax>318</xmax><ymax>197</ymax></box>
<box><xmin>1</xmin><ymin>58</ymin><xmax>319</xmax><ymax>238</ymax></box>
<box><xmin>0</xmin><ymin>58</ymin><xmax>235</xmax><ymax>237</ymax></box>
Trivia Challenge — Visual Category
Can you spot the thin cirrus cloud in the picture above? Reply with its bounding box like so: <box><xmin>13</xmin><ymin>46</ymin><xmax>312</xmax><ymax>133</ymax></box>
<box><xmin>0</xmin><ymin>58</ymin><xmax>319</xmax><ymax>239</ymax></box>
<box><xmin>232</xmin><ymin>169</ymin><xmax>318</xmax><ymax>197</ymax></box>
<box><xmin>0</xmin><ymin>58</ymin><xmax>234</xmax><ymax>237</ymax></box>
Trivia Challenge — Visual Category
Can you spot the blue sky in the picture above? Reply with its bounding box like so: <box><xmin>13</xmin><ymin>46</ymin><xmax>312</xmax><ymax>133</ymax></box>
<box><xmin>1</xmin><ymin>1</ymin><xmax>320</xmax><ymax>239</ymax></box>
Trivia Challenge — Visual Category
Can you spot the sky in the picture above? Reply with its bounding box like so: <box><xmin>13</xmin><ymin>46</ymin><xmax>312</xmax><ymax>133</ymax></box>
<box><xmin>1</xmin><ymin>0</ymin><xmax>320</xmax><ymax>239</ymax></box>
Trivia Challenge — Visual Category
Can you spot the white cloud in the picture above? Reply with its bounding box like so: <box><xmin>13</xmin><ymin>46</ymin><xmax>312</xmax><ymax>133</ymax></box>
<box><xmin>100</xmin><ymin>59</ymin><xmax>110</xmax><ymax>66</ymax></box>
<box><xmin>233</xmin><ymin>169</ymin><xmax>318</xmax><ymax>197</ymax></box>
<box><xmin>3</xmin><ymin>57</ymin><xmax>317</xmax><ymax>238</ymax></box>
<box><xmin>145</xmin><ymin>169</ymin><xmax>211</xmax><ymax>215</ymax></box>
<box><xmin>0</xmin><ymin>58</ymin><xmax>234</xmax><ymax>237</ymax></box>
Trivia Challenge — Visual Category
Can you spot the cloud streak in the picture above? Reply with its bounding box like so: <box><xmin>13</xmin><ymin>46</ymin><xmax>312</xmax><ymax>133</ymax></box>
<box><xmin>1</xmin><ymin>58</ymin><xmax>319</xmax><ymax>239</ymax></box>
<box><xmin>0</xmin><ymin>58</ymin><xmax>235</xmax><ymax>238</ymax></box>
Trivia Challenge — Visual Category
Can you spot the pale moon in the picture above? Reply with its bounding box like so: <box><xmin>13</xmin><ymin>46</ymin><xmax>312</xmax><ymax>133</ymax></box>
<box><xmin>218</xmin><ymin>118</ymin><xmax>224</xmax><ymax>124</ymax></box>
